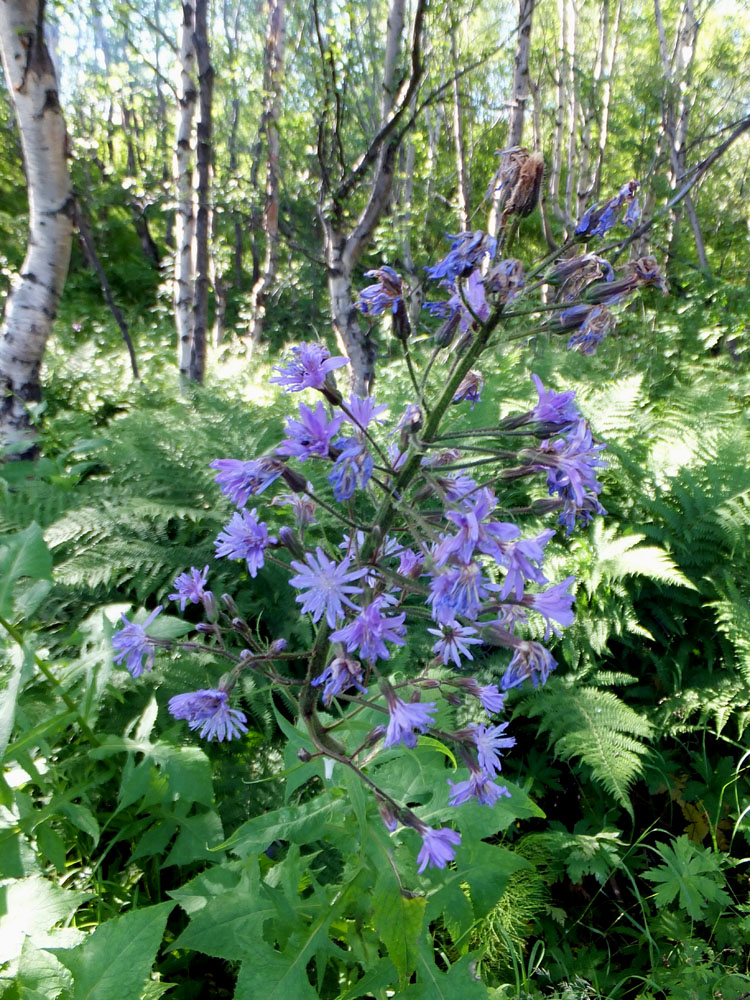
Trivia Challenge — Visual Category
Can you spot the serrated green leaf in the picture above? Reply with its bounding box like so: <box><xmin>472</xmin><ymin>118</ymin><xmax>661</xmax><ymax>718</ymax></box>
<box><xmin>51</xmin><ymin>901</ymin><xmax>174</xmax><ymax>1000</ymax></box>
<box><xmin>642</xmin><ymin>836</ymin><xmax>730</xmax><ymax>921</ymax></box>
<box><xmin>0</xmin><ymin>877</ymin><xmax>89</xmax><ymax>968</ymax></box>
<box><xmin>171</xmin><ymin>862</ymin><xmax>277</xmax><ymax>960</ymax></box>
<box><xmin>396</xmin><ymin>946</ymin><xmax>488</xmax><ymax>999</ymax></box>
<box><xmin>335</xmin><ymin>958</ymin><xmax>399</xmax><ymax>1000</ymax></box>
<box><xmin>372</xmin><ymin>872</ymin><xmax>426</xmax><ymax>984</ymax></box>
<box><xmin>163</xmin><ymin>810</ymin><xmax>224</xmax><ymax>867</ymax></box>
<box><xmin>0</xmin><ymin>524</ymin><xmax>53</xmax><ymax>618</ymax></box>
<box><xmin>218</xmin><ymin>792</ymin><xmax>338</xmax><ymax>857</ymax></box>
<box><xmin>234</xmin><ymin>942</ymin><xmax>319</xmax><ymax>1000</ymax></box>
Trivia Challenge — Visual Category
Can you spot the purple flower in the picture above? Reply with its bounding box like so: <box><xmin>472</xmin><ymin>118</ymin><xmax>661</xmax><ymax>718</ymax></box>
<box><xmin>425</xmin><ymin>231</ymin><xmax>497</xmax><ymax>282</ymax></box>
<box><xmin>289</xmin><ymin>546</ymin><xmax>367</xmax><ymax>627</ymax></box>
<box><xmin>416</xmin><ymin>825</ymin><xmax>462</xmax><ymax>872</ymax></box>
<box><xmin>538</xmin><ymin>419</ymin><xmax>607</xmax><ymax>507</ymax></box>
<box><xmin>398</xmin><ymin>548</ymin><xmax>425</xmax><ymax>578</ymax></box>
<box><xmin>276</xmin><ymin>402</ymin><xmax>344</xmax><ymax>462</ymax></box>
<box><xmin>313</xmin><ymin>656</ymin><xmax>368</xmax><ymax>704</ymax></box>
<box><xmin>559</xmin><ymin>493</ymin><xmax>607</xmax><ymax>534</ymax></box>
<box><xmin>524</xmin><ymin>576</ymin><xmax>576</xmax><ymax>638</ymax></box>
<box><xmin>270</xmin><ymin>342</ymin><xmax>349</xmax><ymax>392</ymax></box>
<box><xmin>452</xmin><ymin>370</ymin><xmax>484</xmax><ymax>407</ymax></box>
<box><xmin>112</xmin><ymin>606</ymin><xmax>163</xmax><ymax>678</ymax></box>
<box><xmin>428</xmin><ymin>562</ymin><xmax>490</xmax><ymax>624</ymax></box>
<box><xmin>168</xmin><ymin>688</ymin><xmax>248</xmax><ymax>742</ymax></box>
<box><xmin>442</xmin><ymin>472</ymin><xmax>479</xmax><ymax>504</ymax></box>
<box><xmin>383</xmin><ymin>695</ymin><xmax>437</xmax><ymax>749</ymax></box>
<box><xmin>530</xmin><ymin>374</ymin><xmax>579</xmax><ymax>425</ymax></box>
<box><xmin>567</xmin><ymin>305</ymin><xmax>615</xmax><ymax>356</ymax></box>
<box><xmin>484</xmin><ymin>258</ymin><xmax>525</xmax><ymax>303</ymax></box>
<box><xmin>356</xmin><ymin>266</ymin><xmax>403</xmax><ymax>316</ymax></box>
<box><xmin>575</xmin><ymin>180</ymin><xmax>640</xmax><ymax>239</ymax></box>
<box><xmin>435</xmin><ymin>488</ymin><xmax>506</xmax><ymax>566</ymax></box>
<box><xmin>446</xmin><ymin>269</ymin><xmax>491</xmax><ymax>334</ymax></box>
<box><xmin>478</xmin><ymin>683</ymin><xmax>506</xmax><ymax>715</ymax></box>
<box><xmin>428</xmin><ymin>621</ymin><xmax>482</xmax><ymax>667</ymax></box>
<box><xmin>328</xmin><ymin>438</ymin><xmax>373</xmax><ymax>501</ymax></box>
<box><xmin>472</xmin><ymin>721</ymin><xmax>515</xmax><ymax>776</ymax></box>
<box><xmin>214</xmin><ymin>508</ymin><xmax>275</xmax><ymax>577</ymax></box>
<box><xmin>344</xmin><ymin>394</ymin><xmax>388</xmax><ymax>432</ymax></box>
<box><xmin>493</xmin><ymin>529</ymin><xmax>554</xmax><ymax>601</ymax></box>
<box><xmin>501</xmin><ymin>640</ymin><xmax>557</xmax><ymax>690</ymax></box>
<box><xmin>270</xmin><ymin>488</ymin><xmax>318</xmax><ymax>528</ymax></box>
<box><xmin>331</xmin><ymin>598</ymin><xmax>406</xmax><ymax>662</ymax></box>
<box><xmin>448</xmin><ymin>769</ymin><xmax>510</xmax><ymax>806</ymax></box>
<box><xmin>211</xmin><ymin>457</ymin><xmax>284</xmax><ymax>507</ymax></box>
<box><xmin>169</xmin><ymin>566</ymin><xmax>211</xmax><ymax>612</ymax></box>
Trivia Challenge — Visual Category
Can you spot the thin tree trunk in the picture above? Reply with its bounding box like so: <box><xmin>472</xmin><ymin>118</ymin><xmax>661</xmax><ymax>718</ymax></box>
<box><xmin>488</xmin><ymin>0</ymin><xmax>534</xmax><ymax>237</ymax></box>
<box><xmin>174</xmin><ymin>0</ymin><xmax>197</xmax><ymax>382</ymax></box>
<box><xmin>189</xmin><ymin>0</ymin><xmax>213</xmax><ymax>383</ymax></box>
<box><xmin>74</xmin><ymin>197</ymin><xmax>140</xmax><ymax>380</ymax></box>
<box><xmin>563</xmin><ymin>0</ymin><xmax>578</xmax><ymax>227</ymax></box>
<box><xmin>654</xmin><ymin>0</ymin><xmax>709</xmax><ymax>270</ymax></box>
<box><xmin>449</xmin><ymin>19</ymin><xmax>469</xmax><ymax>231</ymax></box>
<box><xmin>250</xmin><ymin>0</ymin><xmax>286</xmax><ymax>348</ymax></box>
<box><xmin>592</xmin><ymin>0</ymin><xmax>622</xmax><ymax>199</ymax></box>
<box><xmin>576</xmin><ymin>0</ymin><xmax>608</xmax><ymax>215</ymax></box>
<box><xmin>318</xmin><ymin>0</ymin><xmax>426</xmax><ymax>395</ymax></box>
<box><xmin>121</xmin><ymin>104</ymin><xmax>161</xmax><ymax>268</ymax></box>
<box><xmin>0</xmin><ymin>0</ymin><xmax>73</xmax><ymax>456</ymax></box>
<box><xmin>549</xmin><ymin>0</ymin><xmax>566</xmax><ymax>215</ymax></box>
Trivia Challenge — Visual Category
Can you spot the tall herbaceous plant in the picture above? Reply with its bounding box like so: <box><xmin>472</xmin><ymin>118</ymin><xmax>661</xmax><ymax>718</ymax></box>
<box><xmin>113</xmin><ymin>158</ymin><xmax>665</xmax><ymax>986</ymax></box>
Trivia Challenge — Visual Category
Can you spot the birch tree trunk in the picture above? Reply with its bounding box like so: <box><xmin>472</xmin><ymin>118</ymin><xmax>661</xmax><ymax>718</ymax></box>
<box><xmin>654</xmin><ymin>0</ymin><xmax>708</xmax><ymax>270</ymax></box>
<box><xmin>318</xmin><ymin>0</ymin><xmax>426</xmax><ymax>396</ymax></box>
<box><xmin>488</xmin><ymin>0</ymin><xmax>534</xmax><ymax>237</ymax></box>
<box><xmin>449</xmin><ymin>19</ymin><xmax>469</xmax><ymax>231</ymax></box>
<box><xmin>592</xmin><ymin>0</ymin><xmax>622</xmax><ymax>199</ymax></box>
<box><xmin>189</xmin><ymin>0</ymin><xmax>213</xmax><ymax>383</ymax></box>
<box><xmin>563</xmin><ymin>0</ymin><xmax>578</xmax><ymax>227</ymax></box>
<box><xmin>249</xmin><ymin>0</ymin><xmax>286</xmax><ymax>348</ymax></box>
<box><xmin>174</xmin><ymin>0</ymin><xmax>197</xmax><ymax>382</ymax></box>
<box><xmin>576</xmin><ymin>0</ymin><xmax>608</xmax><ymax>216</ymax></box>
<box><xmin>0</xmin><ymin>0</ymin><xmax>73</xmax><ymax>456</ymax></box>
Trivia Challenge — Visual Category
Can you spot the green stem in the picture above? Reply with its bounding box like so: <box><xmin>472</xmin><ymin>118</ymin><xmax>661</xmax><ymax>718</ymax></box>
<box><xmin>401</xmin><ymin>339</ymin><xmax>428</xmax><ymax>416</ymax></box>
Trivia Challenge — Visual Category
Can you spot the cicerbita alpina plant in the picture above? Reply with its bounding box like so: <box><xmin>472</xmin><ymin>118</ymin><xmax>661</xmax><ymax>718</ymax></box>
<box><xmin>113</xmin><ymin>173</ymin><xmax>666</xmax><ymax>872</ymax></box>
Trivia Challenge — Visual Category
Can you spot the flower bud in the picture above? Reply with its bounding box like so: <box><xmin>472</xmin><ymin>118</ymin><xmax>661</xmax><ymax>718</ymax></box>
<box><xmin>196</xmin><ymin>622</ymin><xmax>217</xmax><ymax>634</ymax></box>
<box><xmin>269</xmin><ymin>638</ymin><xmax>288</xmax><ymax>655</ymax></box>
<box><xmin>280</xmin><ymin>465</ymin><xmax>308</xmax><ymax>493</ymax></box>
<box><xmin>201</xmin><ymin>591</ymin><xmax>218</xmax><ymax>622</ymax></box>
<box><xmin>278</xmin><ymin>525</ymin><xmax>305</xmax><ymax>559</ymax></box>
<box><xmin>297</xmin><ymin>747</ymin><xmax>312</xmax><ymax>762</ymax></box>
<box><xmin>221</xmin><ymin>593</ymin><xmax>239</xmax><ymax>616</ymax></box>
<box><xmin>433</xmin><ymin>309</ymin><xmax>460</xmax><ymax>348</ymax></box>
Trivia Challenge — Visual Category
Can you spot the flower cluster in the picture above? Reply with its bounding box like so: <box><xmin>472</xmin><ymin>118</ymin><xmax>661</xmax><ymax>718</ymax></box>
<box><xmin>111</xmin><ymin>155</ymin><xmax>652</xmax><ymax>880</ymax></box>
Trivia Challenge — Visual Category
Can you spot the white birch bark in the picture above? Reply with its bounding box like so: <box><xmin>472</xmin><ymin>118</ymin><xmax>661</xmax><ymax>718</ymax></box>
<box><xmin>250</xmin><ymin>0</ymin><xmax>286</xmax><ymax>348</ymax></box>
<box><xmin>0</xmin><ymin>0</ymin><xmax>73</xmax><ymax>455</ymax></box>
<box><xmin>174</xmin><ymin>0</ymin><xmax>197</xmax><ymax>382</ymax></box>
<box><xmin>189</xmin><ymin>0</ymin><xmax>213</xmax><ymax>384</ymax></box>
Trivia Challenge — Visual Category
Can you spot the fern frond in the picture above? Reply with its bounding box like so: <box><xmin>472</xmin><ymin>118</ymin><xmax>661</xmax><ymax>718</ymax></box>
<box><xmin>518</xmin><ymin>680</ymin><xmax>652</xmax><ymax>815</ymax></box>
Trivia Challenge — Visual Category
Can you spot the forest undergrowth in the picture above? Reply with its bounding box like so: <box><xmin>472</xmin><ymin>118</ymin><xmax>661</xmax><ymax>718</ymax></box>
<box><xmin>2</xmin><ymin>277</ymin><xmax>750</xmax><ymax>1000</ymax></box>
